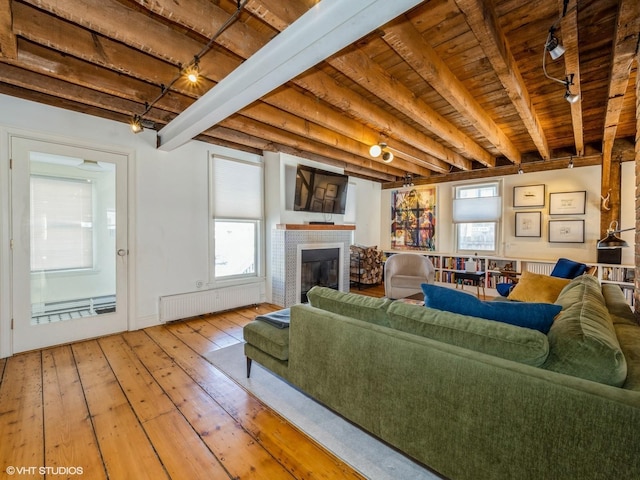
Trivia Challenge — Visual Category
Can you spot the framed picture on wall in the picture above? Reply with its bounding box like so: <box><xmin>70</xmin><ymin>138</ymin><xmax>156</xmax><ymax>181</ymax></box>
<box><xmin>549</xmin><ymin>191</ymin><xmax>586</xmax><ymax>215</ymax></box>
<box><xmin>549</xmin><ymin>219</ymin><xmax>585</xmax><ymax>243</ymax></box>
<box><xmin>515</xmin><ymin>211</ymin><xmax>542</xmax><ymax>237</ymax></box>
<box><xmin>513</xmin><ymin>184</ymin><xmax>545</xmax><ymax>207</ymax></box>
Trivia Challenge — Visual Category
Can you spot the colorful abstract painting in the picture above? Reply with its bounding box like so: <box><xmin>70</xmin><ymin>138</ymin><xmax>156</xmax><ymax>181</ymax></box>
<box><xmin>391</xmin><ymin>187</ymin><xmax>436</xmax><ymax>250</ymax></box>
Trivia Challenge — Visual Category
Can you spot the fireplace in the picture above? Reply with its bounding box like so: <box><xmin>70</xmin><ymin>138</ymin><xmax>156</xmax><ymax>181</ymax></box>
<box><xmin>295</xmin><ymin>242</ymin><xmax>345</xmax><ymax>305</ymax></box>
<box><xmin>299</xmin><ymin>247</ymin><xmax>340</xmax><ymax>303</ymax></box>
<box><xmin>271</xmin><ymin>225</ymin><xmax>353</xmax><ymax>307</ymax></box>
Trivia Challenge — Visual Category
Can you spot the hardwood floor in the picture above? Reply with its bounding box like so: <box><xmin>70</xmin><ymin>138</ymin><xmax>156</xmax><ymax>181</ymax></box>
<box><xmin>0</xmin><ymin>300</ymin><xmax>372</xmax><ymax>480</ymax></box>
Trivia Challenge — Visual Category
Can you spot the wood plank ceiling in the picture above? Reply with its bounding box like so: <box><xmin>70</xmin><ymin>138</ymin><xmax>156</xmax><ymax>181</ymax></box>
<box><xmin>0</xmin><ymin>0</ymin><xmax>638</xmax><ymax>186</ymax></box>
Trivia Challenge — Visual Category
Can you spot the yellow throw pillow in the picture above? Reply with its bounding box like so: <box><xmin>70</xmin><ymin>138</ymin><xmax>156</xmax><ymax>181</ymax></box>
<box><xmin>508</xmin><ymin>271</ymin><xmax>570</xmax><ymax>304</ymax></box>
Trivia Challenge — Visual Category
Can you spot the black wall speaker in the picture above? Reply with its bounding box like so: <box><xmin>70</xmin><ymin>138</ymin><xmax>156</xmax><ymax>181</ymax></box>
<box><xmin>597</xmin><ymin>247</ymin><xmax>622</xmax><ymax>265</ymax></box>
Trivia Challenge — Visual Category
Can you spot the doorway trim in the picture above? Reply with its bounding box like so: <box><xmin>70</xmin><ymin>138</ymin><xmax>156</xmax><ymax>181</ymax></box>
<box><xmin>1</xmin><ymin>127</ymin><xmax>136</xmax><ymax>358</ymax></box>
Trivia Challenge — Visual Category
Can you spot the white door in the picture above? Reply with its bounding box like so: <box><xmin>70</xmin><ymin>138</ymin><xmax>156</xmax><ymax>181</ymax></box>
<box><xmin>10</xmin><ymin>136</ymin><xmax>128</xmax><ymax>353</ymax></box>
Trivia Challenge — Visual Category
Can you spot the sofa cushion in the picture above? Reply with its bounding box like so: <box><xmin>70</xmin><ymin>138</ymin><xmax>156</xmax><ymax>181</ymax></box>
<box><xmin>554</xmin><ymin>273</ymin><xmax>602</xmax><ymax>309</ymax></box>
<box><xmin>421</xmin><ymin>284</ymin><xmax>561</xmax><ymax>333</ymax></box>
<box><xmin>243</xmin><ymin>319</ymin><xmax>289</xmax><ymax>361</ymax></box>
<box><xmin>543</xmin><ymin>275</ymin><xmax>627</xmax><ymax>386</ymax></box>
<box><xmin>387</xmin><ymin>301</ymin><xmax>549</xmax><ymax>366</ymax></box>
<box><xmin>307</xmin><ymin>286</ymin><xmax>393</xmax><ymax>327</ymax></box>
<box><xmin>507</xmin><ymin>270</ymin><xmax>570</xmax><ymax>303</ymax></box>
<box><xmin>550</xmin><ymin>257</ymin><xmax>588</xmax><ymax>279</ymax></box>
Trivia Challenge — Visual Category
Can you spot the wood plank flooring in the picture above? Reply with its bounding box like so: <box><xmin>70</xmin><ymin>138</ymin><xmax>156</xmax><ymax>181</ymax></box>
<box><xmin>0</xmin><ymin>300</ymin><xmax>373</xmax><ymax>480</ymax></box>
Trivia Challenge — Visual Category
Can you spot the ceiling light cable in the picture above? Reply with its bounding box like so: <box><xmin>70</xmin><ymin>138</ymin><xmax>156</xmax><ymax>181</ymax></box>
<box><xmin>130</xmin><ymin>0</ymin><xmax>249</xmax><ymax>133</ymax></box>
<box><xmin>541</xmin><ymin>1</ymin><xmax>581</xmax><ymax>104</ymax></box>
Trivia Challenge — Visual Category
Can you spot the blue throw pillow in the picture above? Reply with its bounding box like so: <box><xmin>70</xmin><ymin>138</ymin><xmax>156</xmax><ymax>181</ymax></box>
<box><xmin>421</xmin><ymin>284</ymin><xmax>561</xmax><ymax>333</ymax></box>
<box><xmin>551</xmin><ymin>258</ymin><xmax>587</xmax><ymax>279</ymax></box>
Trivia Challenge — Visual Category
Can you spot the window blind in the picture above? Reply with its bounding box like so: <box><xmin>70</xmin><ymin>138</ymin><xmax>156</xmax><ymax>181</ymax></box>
<box><xmin>30</xmin><ymin>175</ymin><xmax>94</xmax><ymax>271</ymax></box>
<box><xmin>452</xmin><ymin>196</ymin><xmax>502</xmax><ymax>223</ymax></box>
<box><xmin>212</xmin><ymin>156</ymin><xmax>263</xmax><ymax>219</ymax></box>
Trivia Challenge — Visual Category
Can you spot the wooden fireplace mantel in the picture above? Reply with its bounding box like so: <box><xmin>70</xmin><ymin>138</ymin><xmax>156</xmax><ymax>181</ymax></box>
<box><xmin>276</xmin><ymin>224</ymin><xmax>355</xmax><ymax>231</ymax></box>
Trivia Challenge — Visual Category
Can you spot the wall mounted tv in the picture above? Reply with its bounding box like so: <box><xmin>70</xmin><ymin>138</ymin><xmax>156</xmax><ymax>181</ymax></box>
<box><xmin>294</xmin><ymin>165</ymin><xmax>349</xmax><ymax>214</ymax></box>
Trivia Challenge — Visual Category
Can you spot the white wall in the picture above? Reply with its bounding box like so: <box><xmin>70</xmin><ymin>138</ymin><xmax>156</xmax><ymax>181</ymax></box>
<box><xmin>380</xmin><ymin>163</ymin><xmax>635</xmax><ymax>265</ymax></box>
<box><xmin>0</xmin><ymin>95</ymin><xmax>382</xmax><ymax>355</ymax></box>
<box><xmin>0</xmin><ymin>94</ymin><xmax>263</xmax><ymax>353</ymax></box>
<box><xmin>263</xmin><ymin>151</ymin><xmax>381</xmax><ymax>242</ymax></box>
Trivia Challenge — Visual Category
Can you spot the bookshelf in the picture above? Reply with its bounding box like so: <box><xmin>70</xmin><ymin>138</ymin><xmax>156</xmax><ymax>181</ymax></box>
<box><xmin>383</xmin><ymin>251</ymin><xmax>635</xmax><ymax>305</ymax></box>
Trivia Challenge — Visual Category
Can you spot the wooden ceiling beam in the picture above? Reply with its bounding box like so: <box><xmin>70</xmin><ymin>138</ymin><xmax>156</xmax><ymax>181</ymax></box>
<box><xmin>382</xmin><ymin>16</ymin><xmax>521</xmax><ymax>165</ymax></box>
<box><xmin>12</xmin><ymin>4</ymin><xmax>418</xmax><ymax>179</ymax></box>
<box><xmin>558</xmin><ymin>0</ymin><xmax>584</xmax><ymax>157</ymax></box>
<box><xmin>291</xmin><ymin>70</ymin><xmax>472</xmax><ymax>171</ymax></box>
<box><xmin>19</xmin><ymin>0</ymin><xmax>453</xmax><ymax>174</ymax></box>
<box><xmin>129</xmin><ymin>0</ymin><xmax>451</xmax><ymax>172</ymax></box>
<box><xmin>602</xmin><ymin>0</ymin><xmax>640</xmax><ymax>161</ymax></box>
<box><xmin>326</xmin><ymin>48</ymin><xmax>496</xmax><ymax>168</ymax></box>
<box><xmin>454</xmin><ymin>0</ymin><xmax>551</xmax><ymax>161</ymax></box>
<box><xmin>240</xmin><ymin>101</ymin><xmax>434</xmax><ymax>177</ymax></box>
<box><xmin>600</xmin><ymin>0</ymin><xmax>639</xmax><ymax>235</ymax></box>
<box><xmin>19</xmin><ymin>0</ymin><xmax>242</xmax><ymax>84</ymax></box>
<box><xmin>205</xmin><ymin>126</ymin><xmax>396</xmax><ymax>182</ymax></box>
<box><xmin>12</xmin><ymin>2</ymin><xmax>215</xmax><ymax>97</ymax></box>
<box><xmin>128</xmin><ymin>0</ymin><xmax>272</xmax><ymax>58</ymax></box>
<box><xmin>0</xmin><ymin>55</ymin><xmax>399</xmax><ymax>182</ymax></box>
<box><xmin>156</xmin><ymin>0</ymin><xmax>426</xmax><ymax>150</ymax></box>
<box><xmin>242</xmin><ymin>0</ymin><xmax>473</xmax><ymax>170</ymax></box>
<box><xmin>382</xmin><ymin>155</ymin><xmax>603</xmax><ymax>189</ymax></box>
<box><xmin>221</xmin><ymin>115</ymin><xmax>413</xmax><ymax>180</ymax></box>
<box><xmin>0</xmin><ymin>0</ymin><xmax>16</xmax><ymax>59</ymax></box>
<box><xmin>134</xmin><ymin>0</ymin><xmax>460</xmax><ymax>171</ymax></box>
<box><xmin>263</xmin><ymin>88</ymin><xmax>451</xmax><ymax>173</ymax></box>
<box><xmin>0</xmin><ymin>61</ymin><xmax>175</xmax><ymax>123</ymax></box>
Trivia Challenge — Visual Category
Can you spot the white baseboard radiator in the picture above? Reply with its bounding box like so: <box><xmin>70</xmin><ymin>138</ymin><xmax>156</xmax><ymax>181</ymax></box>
<box><xmin>159</xmin><ymin>283</ymin><xmax>264</xmax><ymax>323</ymax></box>
<box><xmin>525</xmin><ymin>262</ymin><xmax>554</xmax><ymax>275</ymax></box>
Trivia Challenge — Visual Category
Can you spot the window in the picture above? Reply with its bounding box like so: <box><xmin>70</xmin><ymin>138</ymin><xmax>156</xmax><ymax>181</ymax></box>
<box><xmin>211</xmin><ymin>155</ymin><xmax>263</xmax><ymax>280</ymax></box>
<box><xmin>30</xmin><ymin>175</ymin><xmax>94</xmax><ymax>271</ymax></box>
<box><xmin>453</xmin><ymin>182</ymin><xmax>501</xmax><ymax>253</ymax></box>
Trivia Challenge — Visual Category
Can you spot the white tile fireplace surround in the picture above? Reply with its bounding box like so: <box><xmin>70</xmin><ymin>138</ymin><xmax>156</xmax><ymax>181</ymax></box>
<box><xmin>272</xmin><ymin>224</ymin><xmax>354</xmax><ymax>307</ymax></box>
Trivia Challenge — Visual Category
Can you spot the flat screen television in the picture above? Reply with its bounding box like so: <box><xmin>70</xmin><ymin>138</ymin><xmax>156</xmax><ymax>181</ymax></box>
<box><xmin>294</xmin><ymin>165</ymin><xmax>349</xmax><ymax>214</ymax></box>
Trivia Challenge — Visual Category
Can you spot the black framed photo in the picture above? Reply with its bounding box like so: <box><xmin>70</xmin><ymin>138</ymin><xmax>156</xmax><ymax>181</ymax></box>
<box><xmin>513</xmin><ymin>184</ymin><xmax>545</xmax><ymax>207</ymax></box>
<box><xmin>549</xmin><ymin>219</ymin><xmax>585</xmax><ymax>243</ymax></box>
<box><xmin>549</xmin><ymin>191</ymin><xmax>586</xmax><ymax>215</ymax></box>
<box><xmin>515</xmin><ymin>211</ymin><xmax>542</xmax><ymax>237</ymax></box>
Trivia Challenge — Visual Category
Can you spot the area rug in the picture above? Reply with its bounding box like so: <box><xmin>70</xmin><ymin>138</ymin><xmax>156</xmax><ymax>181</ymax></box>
<box><xmin>205</xmin><ymin>343</ymin><xmax>442</xmax><ymax>480</ymax></box>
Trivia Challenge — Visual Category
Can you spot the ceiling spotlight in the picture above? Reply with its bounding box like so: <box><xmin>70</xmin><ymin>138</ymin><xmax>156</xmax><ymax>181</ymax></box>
<box><xmin>402</xmin><ymin>173</ymin><xmax>414</xmax><ymax>188</ymax></box>
<box><xmin>370</xmin><ymin>142</ymin><xmax>394</xmax><ymax>163</ymax></box>
<box><xmin>130</xmin><ymin>115</ymin><xmax>143</xmax><ymax>134</ymax></box>
<box><xmin>185</xmin><ymin>59</ymin><xmax>200</xmax><ymax>84</ymax></box>
<box><xmin>564</xmin><ymin>89</ymin><xmax>580</xmax><ymax>104</ymax></box>
<box><xmin>369</xmin><ymin>143</ymin><xmax>383</xmax><ymax>157</ymax></box>
<box><xmin>568</xmin><ymin>156</ymin><xmax>574</xmax><ymax>168</ymax></box>
<box><xmin>545</xmin><ymin>29</ymin><xmax>565</xmax><ymax>60</ymax></box>
<box><xmin>517</xmin><ymin>164</ymin><xmax>524</xmax><ymax>175</ymax></box>
<box><xmin>543</xmin><ymin>37</ymin><xmax>580</xmax><ymax>104</ymax></box>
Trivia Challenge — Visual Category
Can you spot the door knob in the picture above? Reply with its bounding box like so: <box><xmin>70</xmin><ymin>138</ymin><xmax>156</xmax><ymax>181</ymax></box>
<box><xmin>117</xmin><ymin>249</ymin><xmax>128</xmax><ymax>256</ymax></box>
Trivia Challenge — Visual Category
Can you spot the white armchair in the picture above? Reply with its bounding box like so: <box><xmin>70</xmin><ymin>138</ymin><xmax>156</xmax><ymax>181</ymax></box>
<box><xmin>384</xmin><ymin>254</ymin><xmax>435</xmax><ymax>299</ymax></box>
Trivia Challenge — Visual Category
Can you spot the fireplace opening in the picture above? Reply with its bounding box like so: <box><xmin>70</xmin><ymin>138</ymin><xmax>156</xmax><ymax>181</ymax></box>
<box><xmin>300</xmin><ymin>247</ymin><xmax>340</xmax><ymax>303</ymax></box>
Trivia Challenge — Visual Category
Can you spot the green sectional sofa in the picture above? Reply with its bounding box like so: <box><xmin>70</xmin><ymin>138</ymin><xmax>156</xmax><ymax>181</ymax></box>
<box><xmin>243</xmin><ymin>275</ymin><xmax>640</xmax><ymax>480</ymax></box>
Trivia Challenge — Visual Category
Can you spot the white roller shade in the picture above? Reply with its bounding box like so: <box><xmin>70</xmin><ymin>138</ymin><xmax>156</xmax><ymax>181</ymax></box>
<box><xmin>452</xmin><ymin>196</ymin><xmax>502</xmax><ymax>223</ymax></box>
<box><xmin>212</xmin><ymin>156</ymin><xmax>263</xmax><ymax>219</ymax></box>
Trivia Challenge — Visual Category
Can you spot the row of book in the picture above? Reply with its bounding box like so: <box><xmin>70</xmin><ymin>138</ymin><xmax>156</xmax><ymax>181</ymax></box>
<box><xmin>601</xmin><ymin>267</ymin><xmax>635</xmax><ymax>283</ymax></box>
